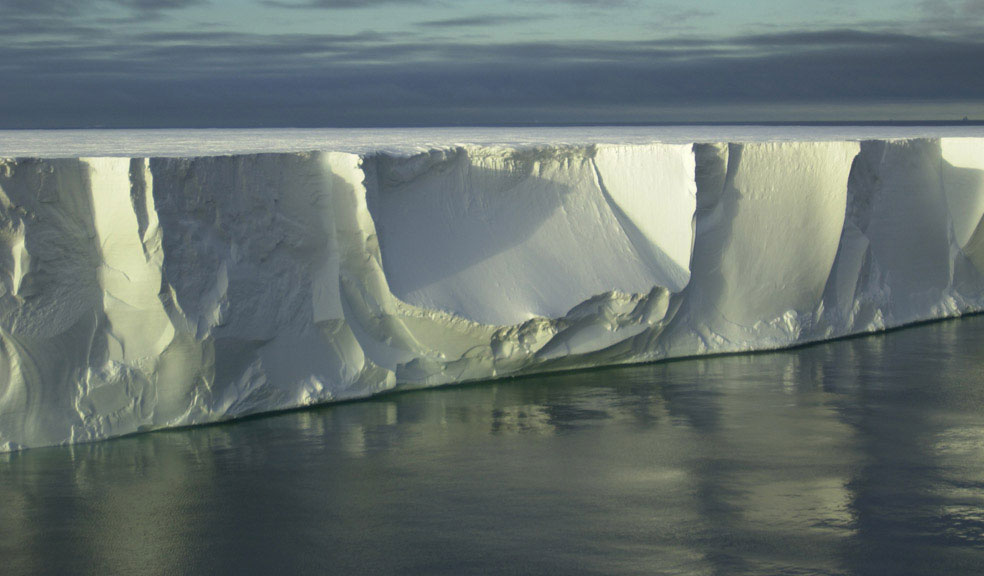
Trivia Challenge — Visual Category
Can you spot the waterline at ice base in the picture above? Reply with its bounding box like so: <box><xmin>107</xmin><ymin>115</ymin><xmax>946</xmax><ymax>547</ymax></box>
<box><xmin>1</xmin><ymin>128</ymin><xmax>983</xmax><ymax>451</ymax></box>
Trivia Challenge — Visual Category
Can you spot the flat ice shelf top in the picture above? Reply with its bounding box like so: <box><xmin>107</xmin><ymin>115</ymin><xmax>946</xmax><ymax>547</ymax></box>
<box><xmin>2</xmin><ymin>126</ymin><xmax>984</xmax><ymax>158</ymax></box>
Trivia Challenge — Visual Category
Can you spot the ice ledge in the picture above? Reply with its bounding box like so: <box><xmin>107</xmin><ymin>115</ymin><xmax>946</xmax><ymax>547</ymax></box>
<box><xmin>3</xmin><ymin>126</ymin><xmax>984</xmax><ymax>158</ymax></box>
<box><xmin>1</xmin><ymin>136</ymin><xmax>983</xmax><ymax>450</ymax></box>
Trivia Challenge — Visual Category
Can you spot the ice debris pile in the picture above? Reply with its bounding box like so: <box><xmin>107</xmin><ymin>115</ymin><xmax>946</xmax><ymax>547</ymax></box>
<box><xmin>1</xmin><ymin>137</ymin><xmax>983</xmax><ymax>450</ymax></box>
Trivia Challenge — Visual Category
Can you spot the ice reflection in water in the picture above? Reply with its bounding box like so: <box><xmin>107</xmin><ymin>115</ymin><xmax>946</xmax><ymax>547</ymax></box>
<box><xmin>1</xmin><ymin>316</ymin><xmax>984</xmax><ymax>575</ymax></box>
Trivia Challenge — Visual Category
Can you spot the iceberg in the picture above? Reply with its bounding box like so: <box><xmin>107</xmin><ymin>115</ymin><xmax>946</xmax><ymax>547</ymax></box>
<box><xmin>1</xmin><ymin>130</ymin><xmax>983</xmax><ymax>451</ymax></box>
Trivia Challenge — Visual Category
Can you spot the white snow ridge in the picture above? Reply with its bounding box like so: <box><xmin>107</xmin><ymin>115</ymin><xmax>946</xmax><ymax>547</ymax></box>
<box><xmin>1</xmin><ymin>132</ymin><xmax>983</xmax><ymax>451</ymax></box>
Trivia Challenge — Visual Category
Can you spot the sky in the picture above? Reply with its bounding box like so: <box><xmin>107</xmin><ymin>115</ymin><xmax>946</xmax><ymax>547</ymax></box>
<box><xmin>1</xmin><ymin>0</ymin><xmax>983</xmax><ymax>127</ymax></box>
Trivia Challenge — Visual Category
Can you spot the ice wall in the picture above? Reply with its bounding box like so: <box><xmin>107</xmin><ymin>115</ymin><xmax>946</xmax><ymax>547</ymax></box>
<box><xmin>1</xmin><ymin>138</ymin><xmax>982</xmax><ymax>451</ymax></box>
<box><xmin>364</xmin><ymin>145</ymin><xmax>695</xmax><ymax>324</ymax></box>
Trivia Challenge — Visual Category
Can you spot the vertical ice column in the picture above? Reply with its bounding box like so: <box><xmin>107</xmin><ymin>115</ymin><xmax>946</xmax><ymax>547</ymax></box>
<box><xmin>821</xmin><ymin>139</ymin><xmax>967</xmax><ymax>333</ymax></box>
<box><xmin>0</xmin><ymin>159</ymin><xmax>107</xmax><ymax>448</ymax></box>
<box><xmin>942</xmin><ymin>138</ymin><xmax>984</xmax><ymax>275</ymax></box>
<box><xmin>71</xmin><ymin>158</ymin><xmax>187</xmax><ymax>441</ymax></box>
<box><xmin>149</xmin><ymin>153</ymin><xmax>395</xmax><ymax>419</ymax></box>
<box><xmin>678</xmin><ymin>141</ymin><xmax>859</xmax><ymax>351</ymax></box>
<box><xmin>85</xmin><ymin>158</ymin><xmax>175</xmax><ymax>364</ymax></box>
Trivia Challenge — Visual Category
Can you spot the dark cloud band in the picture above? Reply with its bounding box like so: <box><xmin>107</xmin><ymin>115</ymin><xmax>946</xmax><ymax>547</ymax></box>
<box><xmin>1</xmin><ymin>2</ymin><xmax>982</xmax><ymax>127</ymax></box>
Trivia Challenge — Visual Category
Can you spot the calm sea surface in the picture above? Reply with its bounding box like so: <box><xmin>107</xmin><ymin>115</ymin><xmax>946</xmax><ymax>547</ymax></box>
<box><xmin>2</xmin><ymin>316</ymin><xmax>984</xmax><ymax>575</ymax></box>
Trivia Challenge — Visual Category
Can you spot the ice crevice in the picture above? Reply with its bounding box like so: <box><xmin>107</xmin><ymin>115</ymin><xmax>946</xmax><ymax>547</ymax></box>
<box><xmin>1</xmin><ymin>138</ymin><xmax>983</xmax><ymax>450</ymax></box>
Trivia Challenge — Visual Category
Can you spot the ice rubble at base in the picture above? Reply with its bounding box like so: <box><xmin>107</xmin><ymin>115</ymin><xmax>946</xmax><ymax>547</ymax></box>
<box><xmin>1</xmin><ymin>137</ymin><xmax>983</xmax><ymax>451</ymax></box>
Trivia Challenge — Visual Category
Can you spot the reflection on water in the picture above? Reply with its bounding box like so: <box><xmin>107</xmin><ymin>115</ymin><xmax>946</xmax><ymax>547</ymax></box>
<box><xmin>2</xmin><ymin>316</ymin><xmax>984</xmax><ymax>575</ymax></box>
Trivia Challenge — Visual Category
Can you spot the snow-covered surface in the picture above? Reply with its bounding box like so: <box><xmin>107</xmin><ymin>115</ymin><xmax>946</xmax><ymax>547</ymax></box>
<box><xmin>1</xmin><ymin>127</ymin><xmax>983</xmax><ymax>451</ymax></box>
<box><xmin>2</xmin><ymin>126</ymin><xmax>984</xmax><ymax>158</ymax></box>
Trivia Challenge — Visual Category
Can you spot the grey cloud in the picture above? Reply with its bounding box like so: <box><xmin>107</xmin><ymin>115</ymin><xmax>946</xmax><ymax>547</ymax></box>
<box><xmin>417</xmin><ymin>15</ymin><xmax>546</xmax><ymax>28</ymax></box>
<box><xmin>3</xmin><ymin>25</ymin><xmax>981</xmax><ymax>70</ymax></box>
<box><xmin>965</xmin><ymin>0</ymin><xmax>984</xmax><ymax>16</ymax></box>
<box><xmin>665</xmin><ymin>8</ymin><xmax>712</xmax><ymax>22</ymax></box>
<box><xmin>0</xmin><ymin>0</ymin><xmax>204</xmax><ymax>12</ymax></box>
<box><xmin>735</xmin><ymin>29</ymin><xmax>944</xmax><ymax>48</ymax></box>
<box><xmin>137</xmin><ymin>29</ymin><xmax>397</xmax><ymax>44</ymax></box>
<box><xmin>916</xmin><ymin>0</ymin><xmax>984</xmax><ymax>31</ymax></box>
<box><xmin>1</xmin><ymin>24</ymin><xmax>983</xmax><ymax>127</ymax></box>
<box><xmin>263</xmin><ymin>0</ymin><xmax>430</xmax><ymax>8</ymax></box>
<box><xmin>0</xmin><ymin>0</ymin><xmax>84</xmax><ymax>14</ymax></box>
<box><xmin>652</xmin><ymin>4</ymin><xmax>713</xmax><ymax>25</ymax></box>
<box><xmin>918</xmin><ymin>0</ymin><xmax>984</xmax><ymax>17</ymax></box>
<box><xmin>0</xmin><ymin>14</ymin><xmax>107</xmax><ymax>37</ymax></box>
<box><xmin>120</xmin><ymin>0</ymin><xmax>205</xmax><ymax>9</ymax></box>
<box><xmin>0</xmin><ymin>0</ymin><xmax>64</xmax><ymax>10</ymax></box>
<box><xmin>919</xmin><ymin>0</ymin><xmax>958</xmax><ymax>18</ymax></box>
<box><xmin>539</xmin><ymin>0</ymin><xmax>638</xmax><ymax>6</ymax></box>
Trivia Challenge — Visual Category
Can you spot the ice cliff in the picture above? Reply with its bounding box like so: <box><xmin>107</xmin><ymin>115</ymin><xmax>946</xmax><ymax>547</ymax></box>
<box><xmin>2</xmin><ymin>137</ymin><xmax>983</xmax><ymax>451</ymax></box>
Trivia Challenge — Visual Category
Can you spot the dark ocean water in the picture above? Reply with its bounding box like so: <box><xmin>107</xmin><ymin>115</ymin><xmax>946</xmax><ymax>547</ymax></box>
<box><xmin>2</xmin><ymin>316</ymin><xmax>984</xmax><ymax>575</ymax></box>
